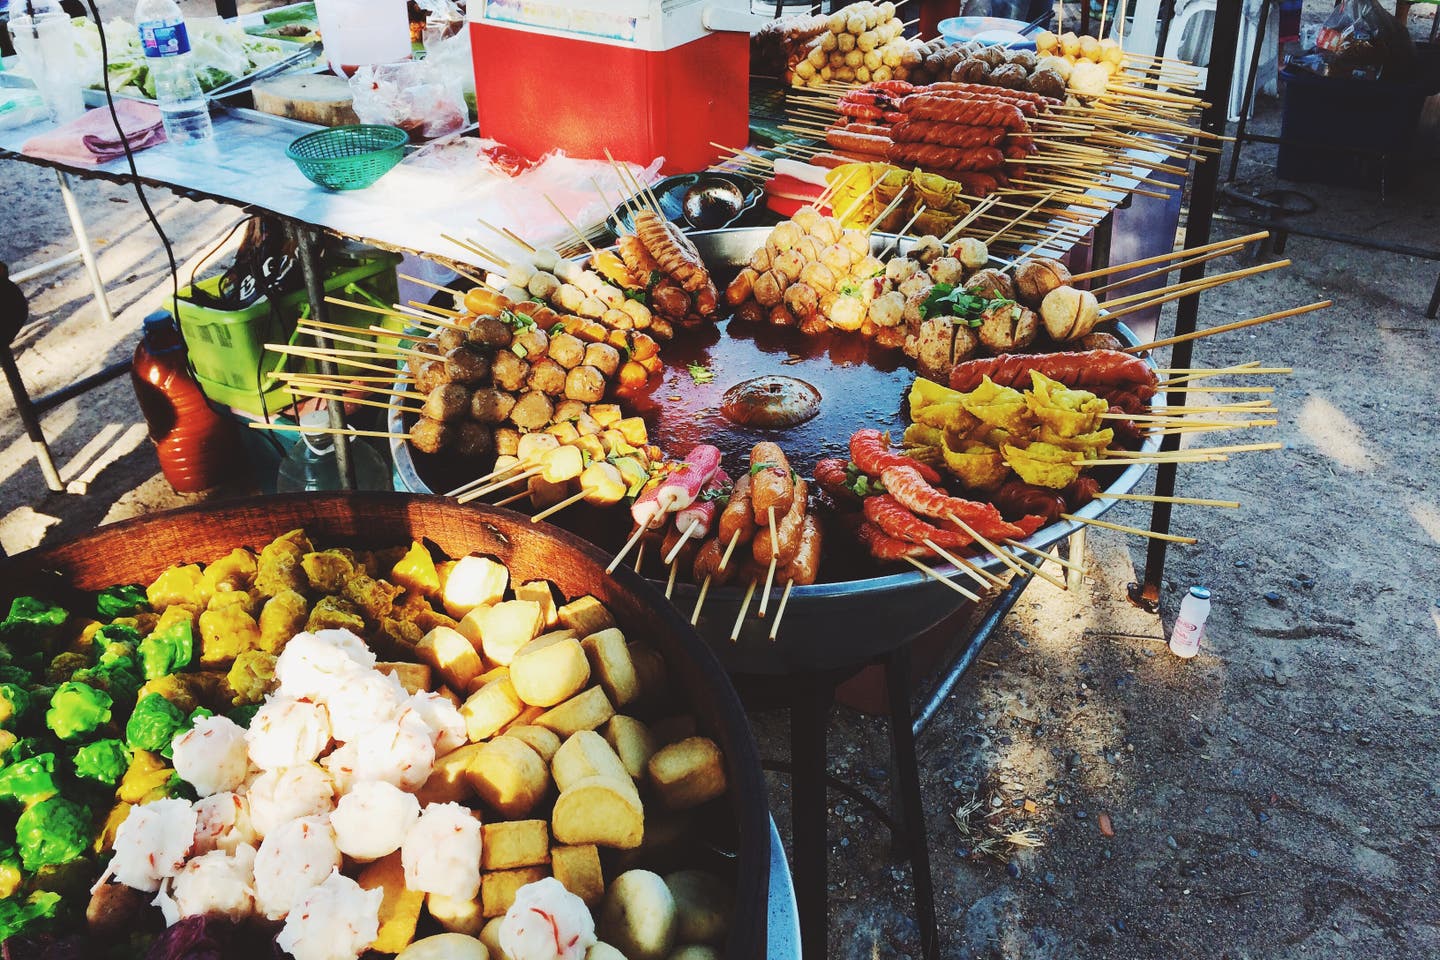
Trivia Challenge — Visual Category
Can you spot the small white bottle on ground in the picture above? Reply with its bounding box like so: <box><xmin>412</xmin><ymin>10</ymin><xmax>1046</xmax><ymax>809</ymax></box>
<box><xmin>1169</xmin><ymin>585</ymin><xmax>1210</xmax><ymax>659</ymax></box>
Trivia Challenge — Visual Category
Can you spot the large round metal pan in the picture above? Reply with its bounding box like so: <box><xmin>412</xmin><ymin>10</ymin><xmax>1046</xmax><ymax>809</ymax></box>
<box><xmin>0</xmin><ymin>493</ymin><xmax>770</xmax><ymax>959</ymax></box>
<box><xmin>390</xmin><ymin>229</ymin><xmax>1162</xmax><ymax>673</ymax></box>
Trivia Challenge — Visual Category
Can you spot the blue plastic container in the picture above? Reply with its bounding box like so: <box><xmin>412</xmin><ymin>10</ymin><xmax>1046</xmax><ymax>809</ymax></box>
<box><xmin>938</xmin><ymin>16</ymin><xmax>1035</xmax><ymax>49</ymax></box>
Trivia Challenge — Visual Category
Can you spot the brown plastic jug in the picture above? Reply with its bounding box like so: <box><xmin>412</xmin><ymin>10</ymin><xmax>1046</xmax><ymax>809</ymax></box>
<box><xmin>131</xmin><ymin>311</ymin><xmax>242</xmax><ymax>493</ymax></box>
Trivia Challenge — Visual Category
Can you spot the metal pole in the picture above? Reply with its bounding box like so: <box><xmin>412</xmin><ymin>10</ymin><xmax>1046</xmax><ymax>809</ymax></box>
<box><xmin>292</xmin><ymin>226</ymin><xmax>356</xmax><ymax>490</ymax></box>
<box><xmin>0</xmin><ymin>346</ymin><xmax>63</xmax><ymax>492</ymax></box>
<box><xmin>789</xmin><ymin>676</ymin><xmax>833</xmax><ymax>960</ymax></box>
<box><xmin>55</xmin><ymin>171</ymin><xmax>115</xmax><ymax>325</ymax></box>
<box><xmin>1132</xmin><ymin>0</ymin><xmax>1245</xmax><ymax>610</ymax></box>
<box><xmin>1225</xmin><ymin>0</ymin><xmax>1272</xmax><ymax>182</ymax></box>
<box><xmin>885</xmin><ymin>645</ymin><xmax>938</xmax><ymax>960</ymax></box>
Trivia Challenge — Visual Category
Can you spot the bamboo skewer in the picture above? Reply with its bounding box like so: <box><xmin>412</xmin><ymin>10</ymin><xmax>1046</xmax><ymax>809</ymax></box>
<box><xmin>322</xmin><ymin>295</ymin><xmax>468</xmax><ymax>333</ymax></box>
<box><xmin>903</xmin><ymin>556</ymin><xmax>980</xmax><ymax>602</ymax></box>
<box><xmin>878</xmin><ymin>205</ymin><xmax>927</xmax><ymax>258</ymax></box>
<box><xmin>1070</xmin><ymin>231</ymin><xmax>1269</xmax><ymax>281</ymax></box>
<box><xmin>292</xmin><ymin>325</ymin><xmax>432</xmax><ymax>362</ymax></box>
<box><xmin>283</xmin><ymin>387</ymin><xmax>419</xmax><ymax>415</ymax></box>
<box><xmin>719</xmin><ymin>531</ymin><xmax>742</xmax><ymax>572</ymax></box>
<box><xmin>992</xmin><ymin>546</ymin><xmax>1069</xmax><ymax>591</ymax></box>
<box><xmin>634</xmin><ymin>543</ymin><xmax>645</xmax><ymax>575</ymax></box>
<box><xmin>665</xmin><ymin>521</ymin><xmax>701</xmax><ymax>566</ymax></box>
<box><xmin>923</xmin><ymin>540</ymin><xmax>1006</xmax><ymax>589</ymax></box>
<box><xmin>1126</xmin><ymin>300</ymin><xmax>1333</xmax><ymax>353</ymax></box>
<box><xmin>531</xmin><ymin>489</ymin><xmax>588</xmax><ymax>523</ymax></box>
<box><xmin>730</xmin><ymin>581</ymin><xmax>757</xmax><ymax>642</ymax></box>
<box><xmin>1087</xmin><ymin>244</ymin><xmax>1248</xmax><ymax>295</ymax></box>
<box><xmin>1099</xmin><ymin>259</ymin><xmax>1291</xmax><ymax>311</ymax></box>
<box><xmin>768</xmin><ymin>580</ymin><xmax>796</xmax><ymax>642</ymax></box>
<box><xmin>400</xmin><ymin>273</ymin><xmax>463</xmax><ymax>298</ymax></box>
<box><xmin>1093</xmin><ymin>492</ymin><xmax>1241</xmax><ymax>508</ymax></box>
<box><xmin>407</xmin><ymin>299</ymin><xmax>462</xmax><ymax>319</ymax></box>
<box><xmin>544</xmin><ymin>193</ymin><xmax>600</xmax><ymax>257</ymax></box>
<box><xmin>266</xmin><ymin>346</ymin><xmax>405</xmax><ymax>377</ymax></box>
<box><xmin>1061</xmin><ymin>512</ymin><xmax>1197</xmax><ymax>544</ymax></box>
<box><xmin>691</xmin><ymin>575</ymin><xmax>712</xmax><ymax>626</ymax></box>
<box><xmin>759</xmin><ymin>507</ymin><xmax>779</xmax><ymax>618</ymax></box>
<box><xmin>607</xmin><ymin>524</ymin><xmax>649</xmax><ymax>574</ymax></box>
<box><xmin>494</xmin><ymin>489</ymin><xmax>531</xmax><ymax>509</ymax></box>
<box><xmin>271</xmin><ymin>372</ymin><xmax>414</xmax><ymax>387</ymax></box>
<box><xmin>946</xmin><ymin>516</ymin><xmax>1029</xmax><ymax>579</ymax></box>
<box><xmin>665</xmin><ymin>558</ymin><xmax>679</xmax><ymax>600</ymax></box>
<box><xmin>1004</xmin><ymin>539</ymin><xmax>1085</xmax><ymax>574</ymax></box>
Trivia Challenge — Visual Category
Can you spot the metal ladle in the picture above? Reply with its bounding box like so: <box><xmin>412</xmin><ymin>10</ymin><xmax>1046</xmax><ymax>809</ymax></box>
<box><xmin>682</xmin><ymin>179</ymin><xmax>747</xmax><ymax>230</ymax></box>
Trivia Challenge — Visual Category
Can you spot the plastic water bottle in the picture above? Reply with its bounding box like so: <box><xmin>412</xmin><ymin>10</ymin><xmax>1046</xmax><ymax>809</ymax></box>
<box><xmin>276</xmin><ymin>410</ymin><xmax>391</xmax><ymax>492</ymax></box>
<box><xmin>135</xmin><ymin>0</ymin><xmax>213</xmax><ymax>145</ymax></box>
<box><xmin>1169</xmin><ymin>586</ymin><xmax>1211</xmax><ymax>659</ymax></box>
<box><xmin>7</xmin><ymin>0</ymin><xmax>85</xmax><ymax>124</ymax></box>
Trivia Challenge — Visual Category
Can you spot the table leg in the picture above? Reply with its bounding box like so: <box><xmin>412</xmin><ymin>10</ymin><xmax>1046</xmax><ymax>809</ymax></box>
<box><xmin>291</xmin><ymin>226</ymin><xmax>355</xmax><ymax>490</ymax></box>
<box><xmin>55</xmin><ymin>171</ymin><xmax>114</xmax><ymax>326</ymax></box>
<box><xmin>0</xmin><ymin>346</ymin><xmax>63</xmax><ymax>492</ymax></box>
<box><xmin>885</xmin><ymin>646</ymin><xmax>939</xmax><ymax>960</ymax></box>
<box><xmin>789</xmin><ymin>676</ymin><xmax>833</xmax><ymax>960</ymax></box>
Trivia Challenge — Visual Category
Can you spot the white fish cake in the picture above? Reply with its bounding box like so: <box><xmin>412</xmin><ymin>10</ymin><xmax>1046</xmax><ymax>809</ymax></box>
<box><xmin>246</xmin><ymin>696</ymin><xmax>331</xmax><ymax>771</ymax></box>
<box><xmin>331</xmin><ymin>781</ymin><xmax>420</xmax><ymax>862</ymax></box>
<box><xmin>325</xmin><ymin>669</ymin><xmax>410</xmax><ymax>744</ymax></box>
<box><xmin>276</xmin><ymin>869</ymin><xmax>383</xmax><ymax>960</ymax></box>
<box><xmin>341</xmin><ymin>707</ymin><xmax>436</xmax><ymax>792</ymax></box>
<box><xmin>401</xmin><ymin>802</ymin><xmax>483</xmax><ymax>902</ymax></box>
<box><xmin>164</xmin><ymin>844</ymin><xmax>256</xmax><ymax>923</ymax></box>
<box><xmin>191</xmin><ymin>791</ymin><xmax>257</xmax><ymax>856</ymax></box>
<box><xmin>500</xmin><ymin>876</ymin><xmax>596</xmax><ymax>960</ymax></box>
<box><xmin>172</xmin><ymin>715</ymin><xmax>249</xmax><ymax>798</ymax></box>
<box><xmin>275</xmin><ymin>630</ymin><xmax>374</xmax><ymax>701</ymax></box>
<box><xmin>253</xmin><ymin>815</ymin><xmax>342</xmax><ymax>921</ymax></box>
<box><xmin>102</xmin><ymin>797</ymin><xmax>196</xmax><ymax>892</ymax></box>
<box><xmin>246</xmin><ymin>763</ymin><xmax>336</xmax><ymax>838</ymax></box>
<box><xmin>407</xmin><ymin>691</ymin><xmax>469</xmax><ymax>755</ymax></box>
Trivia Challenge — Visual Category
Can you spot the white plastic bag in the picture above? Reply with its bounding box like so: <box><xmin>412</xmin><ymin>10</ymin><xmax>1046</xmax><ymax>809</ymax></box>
<box><xmin>349</xmin><ymin>60</ymin><xmax>466</xmax><ymax>141</ymax></box>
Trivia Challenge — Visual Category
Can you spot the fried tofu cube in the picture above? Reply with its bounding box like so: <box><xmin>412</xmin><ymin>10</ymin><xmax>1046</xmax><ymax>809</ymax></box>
<box><xmin>468</xmin><ymin>600</ymin><xmax>544</xmax><ymax>666</ymax></box>
<box><xmin>605</xmin><ymin>716</ymin><xmax>659</xmax><ymax>780</ymax></box>
<box><xmin>425</xmin><ymin>892</ymin><xmax>486</xmax><ymax>936</ymax></box>
<box><xmin>377</xmin><ymin>661</ymin><xmax>433</xmax><ymax>695</ymax></box>
<box><xmin>481</xmin><ymin>866</ymin><xmax>550</xmax><ymax>917</ymax></box>
<box><xmin>648</xmin><ymin>737</ymin><xmax>727</xmax><ymax>811</ymax></box>
<box><xmin>505</xmin><ymin>724</ymin><xmax>562</xmax><ymax>763</ymax></box>
<box><xmin>509</xmin><ymin>632</ymin><xmax>589</xmax><ymax>707</ymax></box>
<box><xmin>556</xmin><ymin>596</ymin><xmax>615</xmax><ymax>637</ymax></box>
<box><xmin>535</xmin><ymin>686</ymin><xmax>614</xmax><ymax>738</ymax></box>
<box><xmin>551</xmin><ymin>844</ymin><xmax>605</xmax><ymax>906</ymax></box>
<box><xmin>358</xmin><ymin>852</ymin><xmax>424</xmax><ymax>953</ymax></box>
<box><xmin>581</xmin><ymin>628</ymin><xmax>639</xmax><ymax>707</ymax></box>
<box><xmin>461</xmin><ymin>677</ymin><xmax>523</xmax><ymax>742</ymax></box>
<box><xmin>416</xmin><ymin>743</ymin><xmax>484</xmax><ymax>805</ymax></box>
<box><xmin>552</xmin><ymin>730</ymin><xmax>635</xmax><ymax>797</ymax></box>
<box><xmin>513</xmin><ymin>580</ymin><xmax>558</xmax><ymax>629</ymax></box>
<box><xmin>552</xmin><ymin>776</ymin><xmax>644</xmax><ymax>849</ymax></box>
<box><xmin>416</xmin><ymin>626</ymin><xmax>484</xmax><ymax>694</ymax></box>
<box><xmin>466</xmin><ymin>736</ymin><xmax>549</xmax><ymax>818</ymax></box>
<box><xmin>481</xmin><ymin>820</ymin><xmax>550</xmax><ymax>870</ymax></box>
<box><xmin>442</xmin><ymin>555</ymin><xmax>510</xmax><ymax>618</ymax></box>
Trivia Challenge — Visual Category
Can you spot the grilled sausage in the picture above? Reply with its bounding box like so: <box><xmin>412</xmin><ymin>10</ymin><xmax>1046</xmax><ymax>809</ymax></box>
<box><xmin>749</xmin><ymin>442</ymin><xmax>794</xmax><ymax>521</ymax></box>
<box><xmin>752</xmin><ymin>476</ymin><xmax>807</xmax><ymax>566</ymax></box>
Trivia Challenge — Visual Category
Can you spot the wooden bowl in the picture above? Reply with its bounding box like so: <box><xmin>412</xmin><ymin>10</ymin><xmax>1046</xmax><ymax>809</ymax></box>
<box><xmin>1</xmin><ymin>492</ymin><xmax>769</xmax><ymax>958</ymax></box>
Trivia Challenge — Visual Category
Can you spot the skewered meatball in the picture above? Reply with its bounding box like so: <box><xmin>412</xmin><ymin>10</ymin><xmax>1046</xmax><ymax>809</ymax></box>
<box><xmin>509</xmin><ymin>391</ymin><xmax>554</xmax><ymax>430</ymax></box>
<box><xmin>412</xmin><ymin>339</ymin><xmax>443</xmax><ymax>358</ymax></box>
<box><xmin>754</xmin><ymin>270</ymin><xmax>786</xmax><ymax>308</ymax></box>
<box><xmin>990</xmin><ymin>63</ymin><xmax>1030</xmax><ymax>89</ymax></box>
<box><xmin>749</xmin><ymin>246</ymin><xmax>772</xmax><ymax>273</ymax></box>
<box><xmin>1007</xmin><ymin>49</ymin><xmax>1038</xmax><ymax>71</ymax></box>
<box><xmin>1014</xmin><ymin>258</ymin><xmax>1073</xmax><ymax>308</ymax></box>
<box><xmin>493</xmin><ymin>426</ymin><xmax>521</xmax><ymax>457</ymax></box>
<box><xmin>868</xmin><ymin>290</ymin><xmax>905</xmax><ymax>328</ymax></box>
<box><xmin>527</xmin><ymin>271</ymin><xmax>560</xmax><ymax>301</ymax></box>
<box><xmin>950</xmin><ymin>237</ymin><xmax>989</xmax><ymax>271</ymax></box>
<box><xmin>974</xmin><ymin>46</ymin><xmax>1007</xmax><ymax>68</ymax></box>
<box><xmin>423</xmin><ymin>382</ymin><xmax>471</xmax><ymax>422</ymax></box>
<box><xmin>915</xmin><ymin>317</ymin><xmax>957</xmax><ymax>381</ymax></box>
<box><xmin>526</xmin><ymin>357</ymin><xmax>568</xmax><ymax>396</ymax></box>
<box><xmin>978</xmin><ymin>302</ymin><xmax>1039</xmax><ymax>353</ymax></box>
<box><xmin>577</xmin><ymin>297</ymin><xmax>607</xmax><ymax>319</ymax></box>
<box><xmin>792</xmin><ymin>206</ymin><xmax>825</xmax><ymax>234</ymax></box>
<box><xmin>547</xmin><ymin>332</ymin><xmax>586</xmax><ymax>369</ymax></box>
<box><xmin>410</xmin><ymin>417</ymin><xmax>453</xmax><ymax>455</ymax></box>
<box><xmin>928</xmin><ymin>256</ymin><xmax>964</xmax><ymax>286</ymax></box>
<box><xmin>564</xmin><ymin>365</ymin><xmax>607</xmax><ymax>403</ymax></box>
<box><xmin>445</xmin><ymin>345</ymin><xmax>491</xmax><ymax>385</ymax></box>
<box><xmin>1040</xmin><ymin>286</ymin><xmax>1101</xmax><ymax>341</ymax></box>
<box><xmin>886</xmin><ymin>257</ymin><xmax>921</xmax><ymax>283</ymax></box>
<box><xmin>620</xmin><ymin>299</ymin><xmax>652</xmax><ymax>329</ymax></box>
<box><xmin>771</xmin><ymin>249</ymin><xmax>804</xmax><ymax>284</ymax></box>
<box><xmin>799</xmin><ymin>260</ymin><xmax>837</xmax><ymax>292</ymax></box>
<box><xmin>840</xmin><ymin>229</ymin><xmax>872</xmax><ymax>260</ymax></box>
<box><xmin>769</xmin><ymin>303</ymin><xmax>799</xmax><ymax>327</ymax></box>
<box><xmin>769</xmin><ymin>220</ymin><xmax>804</xmax><ymax>252</ymax></box>
<box><xmin>470</xmin><ymin>388</ymin><xmax>517</xmax><ymax>424</ymax></box>
<box><xmin>452</xmin><ymin>422</ymin><xmax>494</xmax><ymax>459</ymax></box>
<box><xmin>828</xmin><ymin>294</ymin><xmax>867</xmax><ymax>332</ymax></box>
<box><xmin>783</xmin><ymin>281</ymin><xmax>819</xmax><ymax>322</ymax></box>
<box><xmin>414</xmin><ymin>360</ymin><xmax>448</xmax><ymax>396</ymax></box>
<box><xmin>435</xmin><ymin>327</ymin><xmax>465</xmax><ymax>353</ymax></box>
<box><xmin>910</xmin><ymin>235</ymin><xmax>945</xmax><ymax>264</ymax></box>
<box><xmin>853</xmin><ymin>254</ymin><xmax>884</xmax><ymax>279</ymax></box>
<box><xmin>821</xmin><ymin>243</ymin><xmax>852</xmax><ymax>275</ymax></box>
<box><xmin>491</xmin><ymin>350</ymin><xmax>530</xmax><ymax>392</ymax></box>
<box><xmin>965</xmin><ymin>268</ymin><xmax>1015</xmax><ymax>301</ymax></box>
<box><xmin>513</xmin><ymin>327</ymin><xmax>549</xmax><ymax>359</ymax></box>
<box><xmin>582</xmin><ymin>343</ymin><xmax>621</xmax><ymax>377</ymax></box>
<box><xmin>795</xmin><ymin>236</ymin><xmax>825</xmax><ymax>263</ymax></box>
<box><xmin>601</xmin><ymin>307</ymin><xmax>634</xmax><ymax>331</ymax></box>
<box><xmin>953</xmin><ymin>325</ymin><xmax>980</xmax><ymax>365</ymax></box>
<box><xmin>1079</xmin><ymin>331</ymin><xmax>1123</xmax><ymax>352</ymax></box>
<box><xmin>735</xmin><ymin>300</ymin><xmax>766</xmax><ymax>325</ymax></box>
<box><xmin>899</xmin><ymin>273</ymin><xmax>933</xmax><ymax>299</ymax></box>
<box><xmin>553</xmin><ymin>399</ymin><xmax>586</xmax><ymax>422</ymax></box>
<box><xmin>951</xmin><ymin>58</ymin><xmax>991</xmax><ymax>83</ymax></box>
<box><xmin>1030</xmin><ymin>68</ymin><xmax>1068</xmax><ymax>101</ymax></box>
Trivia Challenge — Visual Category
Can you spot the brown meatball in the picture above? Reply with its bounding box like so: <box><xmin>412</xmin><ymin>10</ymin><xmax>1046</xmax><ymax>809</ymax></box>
<box><xmin>452</xmin><ymin>421</ymin><xmax>494</xmax><ymax>460</ymax></box>
<box><xmin>509</xmin><ymin>391</ymin><xmax>554</xmax><ymax>430</ymax></box>
<box><xmin>552</xmin><ymin>399</ymin><xmax>587</xmax><ymax>423</ymax></box>
<box><xmin>974</xmin><ymin>45</ymin><xmax>1007</xmax><ymax>68</ymax></box>
<box><xmin>410</xmin><ymin>417</ymin><xmax>453</xmax><ymax>454</ymax></box>
<box><xmin>563</xmin><ymin>365</ymin><xmax>607</xmax><ymax>403</ymax></box>
<box><xmin>414</xmin><ymin>359</ymin><xmax>448</xmax><ymax>396</ymax></box>
<box><xmin>470</xmin><ymin>388</ymin><xmax>517</xmax><ymax>424</ymax></box>
<box><xmin>526</xmin><ymin>357</ymin><xmax>568</xmax><ymax>396</ymax></box>
<box><xmin>1014</xmin><ymin>258</ymin><xmax>1073</xmax><ymax>308</ymax></box>
<box><xmin>491</xmin><ymin>350</ymin><xmax>530</xmax><ymax>392</ymax></box>
<box><xmin>652</xmin><ymin>283</ymin><xmax>691</xmax><ymax>319</ymax></box>
<box><xmin>581</xmin><ymin>342</ymin><xmax>621</xmax><ymax>377</ymax></box>
<box><xmin>1079</xmin><ymin>331</ymin><xmax>1124</xmax><ymax>352</ymax></box>
<box><xmin>1030</xmin><ymin>68</ymin><xmax>1068</xmax><ymax>101</ymax></box>
<box><xmin>735</xmin><ymin>300</ymin><xmax>766</xmax><ymax>325</ymax></box>
<box><xmin>951</xmin><ymin>58</ymin><xmax>991</xmax><ymax>83</ymax></box>
<box><xmin>989</xmin><ymin>64</ymin><xmax>1031</xmax><ymax>89</ymax></box>
<box><xmin>494</xmin><ymin>426</ymin><xmax>521</xmax><ymax>457</ymax></box>
<box><xmin>1007</xmin><ymin>49</ymin><xmax>1038</xmax><ymax>71</ymax></box>
<box><xmin>513</xmin><ymin>327</ymin><xmax>550</xmax><ymax>359</ymax></box>
<box><xmin>423</xmin><ymin>382</ymin><xmax>470</xmax><ymax>422</ymax></box>
<box><xmin>546</xmin><ymin>332</ymin><xmax>586</xmax><ymax>370</ymax></box>
<box><xmin>978</xmin><ymin>302</ymin><xmax>1039</xmax><ymax>353</ymax></box>
<box><xmin>435</xmin><ymin>327</ymin><xmax>465</xmax><ymax>353</ymax></box>
<box><xmin>444</xmin><ymin>345</ymin><xmax>491</xmax><ymax>385</ymax></box>
<box><xmin>965</xmin><ymin>268</ymin><xmax>1016</xmax><ymax>301</ymax></box>
<box><xmin>412</xmin><ymin>339</ymin><xmax>443</xmax><ymax>358</ymax></box>
<box><xmin>467</xmin><ymin>315</ymin><xmax>513</xmax><ymax>348</ymax></box>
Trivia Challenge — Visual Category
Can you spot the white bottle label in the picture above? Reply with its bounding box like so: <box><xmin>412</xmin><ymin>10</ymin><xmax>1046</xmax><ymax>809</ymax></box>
<box><xmin>1170</xmin><ymin>619</ymin><xmax>1203</xmax><ymax>657</ymax></box>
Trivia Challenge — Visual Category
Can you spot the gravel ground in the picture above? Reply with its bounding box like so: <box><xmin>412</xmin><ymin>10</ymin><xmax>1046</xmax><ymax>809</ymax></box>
<box><xmin>1</xmin><ymin>8</ymin><xmax>1439</xmax><ymax>959</ymax></box>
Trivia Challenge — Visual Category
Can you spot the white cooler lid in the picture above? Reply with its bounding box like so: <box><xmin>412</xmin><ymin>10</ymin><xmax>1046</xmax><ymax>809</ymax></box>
<box><xmin>471</xmin><ymin>0</ymin><xmax>756</xmax><ymax>51</ymax></box>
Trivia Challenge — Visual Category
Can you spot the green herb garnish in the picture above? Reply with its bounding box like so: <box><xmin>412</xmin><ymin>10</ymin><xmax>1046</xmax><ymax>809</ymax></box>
<box><xmin>750</xmin><ymin>461</ymin><xmax>779</xmax><ymax>476</ymax></box>
<box><xmin>687</xmin><ymin>362</ymin><xmax>715</xmax><ymax>385</ymax></box>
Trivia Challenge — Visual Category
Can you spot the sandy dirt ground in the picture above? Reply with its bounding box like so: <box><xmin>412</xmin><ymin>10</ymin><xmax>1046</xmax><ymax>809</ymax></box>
<box><xmin>1</xmin><ymin>8</ymin><xmax>1439</xmax><ymax>959</ymax></box>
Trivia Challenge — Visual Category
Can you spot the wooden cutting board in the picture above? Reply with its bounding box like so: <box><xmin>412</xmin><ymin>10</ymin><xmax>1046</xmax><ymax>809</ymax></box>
<box><xmin>252</xmin><ymin>74</ymin><xmax>359</xmax><ymax>127</ymax></box>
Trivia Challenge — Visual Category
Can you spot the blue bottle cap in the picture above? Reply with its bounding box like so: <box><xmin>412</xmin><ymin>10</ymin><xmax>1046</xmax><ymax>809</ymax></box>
<box><xmin>1189</xmin><ymin>586</ymin><xmax>1211</xmax><ymax>600</ymax></box>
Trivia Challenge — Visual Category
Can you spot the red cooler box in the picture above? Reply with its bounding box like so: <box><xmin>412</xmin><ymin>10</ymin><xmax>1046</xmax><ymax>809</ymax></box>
<box><xmin>470</xmin><ymin>0</ymin><xmax>755</xmax><ymax>174</ymax></box>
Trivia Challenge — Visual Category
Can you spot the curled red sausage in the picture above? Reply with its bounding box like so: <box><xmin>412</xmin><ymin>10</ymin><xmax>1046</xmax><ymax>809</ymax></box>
<box><xmin>849</xmin><ymin>429</ymin><xmax>944</xmax><ymax>485</ymax></box>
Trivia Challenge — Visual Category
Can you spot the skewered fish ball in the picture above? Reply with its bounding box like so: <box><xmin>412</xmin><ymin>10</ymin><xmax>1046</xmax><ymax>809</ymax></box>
<box><xmin>564</xmin><ymin>365</ymin><xmax>607</xmax><ymax>403</ymax></box>
<box><xmin>554</xmin><ymin>283</ymin><xmax>587</xmax><ymax>313</ymax></box>
<box><xmin>423</xmin><ymin>383</ymin><xmax>471</xmax><ymax>422</ymax></box>
<box><xmin>965</xmin><ymin>268</ymin><xmax>1016</xmax><ymax>302</ymax></box>
<box><xmin>435</xmin><ymin>327</ymin><xmax>465</xmax><ymax>353</ymax></box>
<box><xmin>494</xmin><ymin>426</ymin><xmax>520</xmax><ymax>457</ymax></box>
<box><xmin>1038</xmin><ymin>55</ymin><xmax>1072</xmax><ymax>80</ymax></box>
<box><xmin>1014</xmin><ymin>258</ymin><xmax>1073</xmax><ymax>307</ymax></box>
<box><xmin>869</xmin><ymin>290</ymin><xmax>905</xmax><ymax>328</ymax></box>
<box><xmin>1100</xmin><ymin>38</ymin><xmax>1125</xmax><ymax>65</ymax></box>
<box><xmin>1079</xmin><ymin>331</ymin><xmax>1123</xmax><ymax>351</ymax></box>
<box><xmin>452</xmin><ymin>422</ymin><xmax>494</xmax><ymax>459</ymax></box>
<box><xmin>828</xmin><ymin>294</ymin><xmax>867</xmax><ymax>332</ymax></box>
<box><xmin>769</xmin><ymin>220</ymin><xmax>804</xmax><ymax>252</ymax></box>
<box><xmin>1035</xmin><ymin>30</ymin><xmax>1058</xmax><ymax>52</ymax></box>
<box><xmin>990</xmin><ymin>64</ymin><xmax>1030</xmax><ymax>89</ymax></box>
<box><xmin>410</xmin><ymin>417</ymin><xmax>453</xmax><ymax>455</ymax></box>
<box><xmin>773</xmin><ymin>249</ymin><xmax>806</xmax><ymax>283</ymax></box>
<box><xmin>927</xmin><ymin>256</ymin><xmax>964</xmax><ymax>286</ymax></box>
<box><xmin>467</xmin><ymin>316</ymin><xmax>512</xmax><ymax>348</ymax></box>
<box><xmin>470</xmin><ymin>388</ymin><xmax>516</xmax><ymax>424</ymax></box>
<box><xmin>415</xmin><ymin>360</ymin><xmax>448</xmax><ymax>396</ymax></box>
<box><xmin>1040</xmin><ymin>286</ymin><xmax>1101</xmax><ymax>341</ymax></box>
<box><xmin>821</xmin><ymin>244</ymin><xmax>852</xmax><ymax>275</ymax></box>
<box><xmin>491</xmin><ymin>350</ymin><xmax>530</xmax><ymax>392</ymax></box>
<box><xmin>910</xmin><ymin>235</ymin><xmax>945</xmax><ymax>264</ymax></box>
<box><xmin>783</xmin><ymin>281</ymin><xmax>819</xmax><ymax>322</ymax></box>
<box><xmin>413</xmin><ymin>339</ymin><xmax>443</xmax><ymax>358</ymax></box>
<box><xmin>795</xmin><ymin>235</ymin><xmax>825</xmax><ymax>263</ymax></box>
<box><xmin>950</xmin><ymin>236</ymin><xmax>990</xmax><ymax>270</ymax></box>
<box><xmin>799</xmin><ymin>260</ymin><xmax>837</xmax><ymax>292</ymax></box>
<box><xmin>886</xmin><ymin>256</ymin><xmax>920</xmax><ymax>283</ymax></box>
<box><xmin>840</xmin><ymin>230</ymin><xmax>872</xmax><ymax>259</ymax></box>
<box><xmin>444</xmin><ymin>345</ymin><xmax>491</xmax><ymax>385</ymax></box>
<box><xmin>853</xmin><ymin>254</ymin><xmax>884</xmax><ymax>278</ymax></box>
<box><xmin>898</xmin><ymin>273</ymin><xmax>933</xmax><ymax>299</ymax></box>
<box><xmin>1059</xmin><ymin>32</ymin><xmax>1081</xmax><ymax>56</ymax></box>
<box><xmin>527</xmin><ymin>271</ymin><xmax>560</xmax><ymax>300</ymax></box>
<box><xmin>547</xmin><ymin>333</ymin><xmax>586</xmax><ymax>369</ymax></box>
<box><xmin>749</xmin><ymin>246</ymin><xmax>772</xmax><ymax>272</ymax></box>
<box><xmin>1078</xmin><ymin>35</ymin><xmax>1100</xmax><ymax>60</ymax></box>
<box><xmin>753</xmin><ymin>270</ymin><xmax>785</xmax><ymax>308</ymax></box>
<box><xmin>527</xmin><ymin>357</ymin><xmax>568</xmax><ymax>395</ymax></box>
<box><xmin>792</xmin><ymin>206</ymin><xmax>825</xmax><ymax>234</ymax></box>
<box><xmin>978</xmin><ymin>301</ymin><xmax>1039</xmax><ymax>353</ymax></box>
<box><xmin>514</xmin><ymin>327</ymin><xmax>549</xmax><ymax>358</ymax></box>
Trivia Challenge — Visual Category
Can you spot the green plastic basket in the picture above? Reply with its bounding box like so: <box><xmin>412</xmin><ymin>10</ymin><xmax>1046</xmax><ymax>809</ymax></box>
<box><xmin>286</xmin><ymin>125</ymin><xmax>408</xmax><ymax>191</ymax></box>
